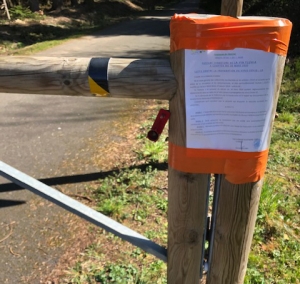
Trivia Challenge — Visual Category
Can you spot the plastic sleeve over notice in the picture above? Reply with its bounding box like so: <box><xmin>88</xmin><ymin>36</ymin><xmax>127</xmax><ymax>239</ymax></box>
<box><xmin>169</xmin><ymin>14</ymin><xmax>292</xmax><ymax>184</ymax></box>
<box><xmin>170</xmin><ymin>14</ymin><xmax>292</xmax><ymax>56</ymax></box>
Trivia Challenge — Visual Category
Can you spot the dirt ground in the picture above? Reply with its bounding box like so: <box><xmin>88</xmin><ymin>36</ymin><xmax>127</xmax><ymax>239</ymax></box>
<box><xmin>0</xmin><ymin>1</ymin><xmax>202</xmax><ymax>282</ymax></box>
<box><xmin>37</xmin><ymin>100</ymin><xmax>162</xmax><ymax>283</ymax></box>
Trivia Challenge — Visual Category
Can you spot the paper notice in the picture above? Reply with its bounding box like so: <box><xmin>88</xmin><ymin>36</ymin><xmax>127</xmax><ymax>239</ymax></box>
<box><xmin>185</xmin><ymin>48</ymin><xmax>278</xmax><ymax>152</ymax></box>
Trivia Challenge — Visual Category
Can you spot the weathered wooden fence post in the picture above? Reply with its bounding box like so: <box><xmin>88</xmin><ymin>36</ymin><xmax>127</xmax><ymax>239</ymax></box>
<box><xmin>221</xmin><ymin>0</ymin><xmax>243</xmax><ymax>17</ymax></box>
<box><xmin>0</xmin><ymin>4</ymin><xmax>292</xmax><ymax>282</ymax></box>
<box><xmin>205</xmin><ymin>63</ymin><xmax>287</xmax><ymax>284</ymax></box>
<box><xmin>167</xmin><ymin>51</ymin><xmax>210</xmax><ymax>283</ymax></box>
<box><xmin>206</xmin><ymin>0</ymin><xmax>290</xmax><ymax>283</ymax></box>
<box><xmin>167</xmin><ymin>1</ymin><xmax>292</xmax><ymax>281</ymax></box>
<box><xmin>206</xmin><ymin>1</ymin><xmax>256</xmax><ymax>281</ymax></box>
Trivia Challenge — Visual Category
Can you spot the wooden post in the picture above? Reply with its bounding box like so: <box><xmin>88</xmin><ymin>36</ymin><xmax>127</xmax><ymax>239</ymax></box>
<box><xmin>0</xmin><ymin>9</ymin><xmax>290</xmax><ymax>282</ymax></box>
<box><xmin>206</xmin><ymin>0</ymin><xmax>287</xmax><ymax>282</ymax></box>
<box><xmin>206</xmin><ymin>55</ymin><xmax>286</xmax><ymax>284</ymax></box>
<box><xmin>221</xmin><ymin>0</ymin><xmax>243</xmax><ymax>17</ymax></box>
<box><xmin>168</xmin><ymin>50</ymin><xmax>210</xmax><ymax>283</ymax></box>
<box><xmin>0</xmin><ymin>57</ymin><xmax>176</xmax><ymax>100</ymax></box>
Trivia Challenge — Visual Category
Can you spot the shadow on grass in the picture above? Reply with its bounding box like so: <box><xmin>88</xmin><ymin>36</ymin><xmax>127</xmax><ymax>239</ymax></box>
<box><xmin>0</xmin><ymin>162</ymin><xmax>168</xmax><ymax>193</ymax></box>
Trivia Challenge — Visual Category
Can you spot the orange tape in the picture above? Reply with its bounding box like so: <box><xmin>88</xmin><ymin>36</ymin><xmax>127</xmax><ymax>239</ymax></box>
<box><xmin>168</xmin><ymin>14</ymin><xmax>292</xmax><ymax>183</ymax></box>
<box><xmin>169</xmin><ymin>142</ymin><xmax>269</xmax><ymax>184</ymax></box>
<box><xmin>170</xmin><ymin>14</ymin><xmax>292</xmax><ymax>56</ymax></box>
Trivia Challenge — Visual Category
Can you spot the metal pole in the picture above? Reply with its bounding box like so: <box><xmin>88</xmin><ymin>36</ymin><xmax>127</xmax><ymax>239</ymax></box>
<box><xmin>207</xmin><ymin>174</ymin><xmax>222</xmax><ymax>271</ymax></box>
<box><xmin>200</xmin><ymin>174</ymin><xmax>212</xmax><ymax>278</ymax></box>
<box><xmin>0</xmin><ymin>161</ymin><xmax>167</xmax><ymax>261</ymax></box>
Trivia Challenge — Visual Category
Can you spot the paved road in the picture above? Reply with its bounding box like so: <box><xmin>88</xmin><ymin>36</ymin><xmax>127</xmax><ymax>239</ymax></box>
<box><xmin>0</xmin><ymin>0</ymin><xmax>200</xmax><ymax>282</ymax></box>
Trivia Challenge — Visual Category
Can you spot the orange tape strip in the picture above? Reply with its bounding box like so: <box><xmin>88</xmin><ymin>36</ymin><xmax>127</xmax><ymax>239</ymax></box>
<box><xmin>170</xmin><ymin>15</ymin><xmax>292</xmax><ymax>56</ymax></box>
<box><xmin>169</xmin><ymin>142</ymin><xmax>269</xmax><ymax>184</ymax></box>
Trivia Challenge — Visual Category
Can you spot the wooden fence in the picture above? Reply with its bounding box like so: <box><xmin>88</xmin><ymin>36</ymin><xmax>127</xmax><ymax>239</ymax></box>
<box><xmin>0</xmin><ymin>0</ymin><xmax>292</xmax><ymax>283</ymax></box>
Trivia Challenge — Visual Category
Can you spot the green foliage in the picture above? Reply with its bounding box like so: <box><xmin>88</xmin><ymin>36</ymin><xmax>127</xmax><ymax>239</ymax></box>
<box><xmin>2</xmin><ymin>0</ymin><xmax>156</xmax><ymax>55</ymax></box>
<box><xmin>254</xmin><ymin>181</ymin><xmax>283</xmax><ymax>238</ymax></box>
<box><xmin>155</xmin><ymin>197</ymin><xmax>168</xmax><ymax>213</ymax></box>
<box><xmin>9</xmin><ymin>5</ymin><xmax>44</xmax><ymax>20</ymax></box>
<box><xmin>142</xmin><ymin>260</ymin><xmax>167</xmax><ymax>283</ymax></box>
<box><xmin>135</xmin><ymin>119</ymin><xmax>168</xmax><ymax>163</ymax></box>
<box><xmin>277</xmin><ymin>92</ymin><xmax>300</xmax><ymax>113</ymax></box>
<box><xmin>44</xmin><ymin>3</ymin><xmax>300</xmax><ymax>281</ymax></box>
<box><xmin>94</xmin><ymin>166</ymin><xmax>169</xmax><ymax>223</ymax></box>
<box><xmin>98</xmin><ymin>198</ymin><xmax>125</xmax><ymax>216</ymax></box>
<box><xmin>95</xmin><ymin>263</ymin><xmax>140</xmax><ymax>284</ymax></box>
<box><xmin>70</xmin><ymin>261</ymin><xmax>167</xmax><ymax>284</ymax></box>
<box><xmin>277</xmin><ymin>112</ymin><xmax>294</xmax><ymax>123</ymax></box>
<box><xmin>67</xmin><ymin>89</ymin><xmax>300</xmax><ymax>283</ymax></box>
<box><xmin>246</xmin><ymin>179</ymin><xmax>300</xmax><ymax>283</ymax></box>
<box><xmin>95</xmin><ymin>167</ymin><xmax>156</xmax><ymax>218</ymax></box>
<box><xmin>243</xmin><ymin>44</ymin><xmax>300</xmax><ymax>282</ymax></box>
<box><xmin>136</xmin><ymin>139</ymin><xmax>168</xmax><ymax>163</ymax></box>
<box><xmin>278</xmin><ymin>59</ymin><xmax>300</xmax><ymax>114</ymax></box>
<box><xmin>245</xmin><ymin>256</ymin><xmax>267</xmax><ymax>284</ymax></box>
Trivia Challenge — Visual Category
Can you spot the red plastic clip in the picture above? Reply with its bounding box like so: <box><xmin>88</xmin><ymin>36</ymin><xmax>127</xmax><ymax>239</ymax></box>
<box><xmin>147</xmin><ymin>109</ymin><xmax>170</xmax><ymax>142</ymax></box>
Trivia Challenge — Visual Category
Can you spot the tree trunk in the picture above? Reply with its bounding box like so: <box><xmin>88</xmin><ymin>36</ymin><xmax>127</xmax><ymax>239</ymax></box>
<box><xmin>83</xmin><ymin>0</ymin><xmax>94</xmax><ymax>6</ymax></box>
<box><xmin>146</xmin><ymin>0</ymin><xmax>155</xmax><ymax>10</ymax></box>
<box><xmin>70</xmin><ymin>0</ymin><xmax>78</xmax><ymax>6</ymax></box>
<box><xmin>51</xmin><ymin>0</ymin><xmax>62</xmax><ymax>11</ymax></box>
<box><xmin>5</xmin><ymin>0</ymin><xmax>12</xmax><ymax>8</ymax></box>
<box><xmin>3</xmin><ymin>0</ymin><xmax>11</xmax><ymax>20</ymax></box>
<box><xmin>29</xmin><ymin>0</ymin><xmax>40</xmax><ymax>12</ymax></box>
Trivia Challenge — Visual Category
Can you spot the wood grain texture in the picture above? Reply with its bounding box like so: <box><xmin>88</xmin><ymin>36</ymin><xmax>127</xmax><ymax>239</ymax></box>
<box><xmin>168</xmin><ymin>50</ymin><xmax>209</xmax><ymax>284</ymax></box>
<box><xmin>221</xmin><ymin>0</ymin><xmax>243</xmax><ymax>17</ymax></box>
<box><xmin>0</xmin><ymin>56</ymin><xmax>91</xmax><ymax>96</ymax></box>
<box><xmin>206</xmin><ymin>2</ymin><xmax>288</xmax><ymax>283</ymax></box>
<box><xmin>0</xmin><ymin>57</ymin><xmax>176</xmax><ymax>100</ymax></box>
<box><xmin>108</xmin><ymin>58</ymin><xmax>176</xmax><ymax>100</ymax></box>
<box><xmin>206</xmin><ymin>56</ymin><xmax>287</xmax><ymax>284</ymax></box>
<box><xmin>206</xmin><ymin>178</ymin><xmax>262</xmax><ymax>283</ymax></box>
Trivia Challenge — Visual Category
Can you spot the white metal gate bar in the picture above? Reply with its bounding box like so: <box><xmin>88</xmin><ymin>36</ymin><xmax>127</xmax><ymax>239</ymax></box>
<box><xmin>0</xmin><ymin>161</ymin><xmax>167</xmax><ymax>262</ymax></box>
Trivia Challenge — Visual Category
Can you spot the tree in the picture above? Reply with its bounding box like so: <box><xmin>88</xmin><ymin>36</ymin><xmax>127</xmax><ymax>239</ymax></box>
<box><xmin>51</xmin><ymin>0</ymin><xmax>62</xmax><ymax>11</ymax></box>
<box><xmin>29</xmin><ymin>0</ymin><xmax>39</xmax><ymax>12</ymax></box>
<box><xmin>70</xmin><ymin>0</ymin><xmax>78</xmax><ymax>7</ymax></box>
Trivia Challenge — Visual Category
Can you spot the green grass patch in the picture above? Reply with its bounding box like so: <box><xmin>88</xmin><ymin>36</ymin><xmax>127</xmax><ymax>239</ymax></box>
<box><xmin>9</xmin><ymin>5</ymin><xmax>45</xmax><ymax>21</ymax></box>
<box><xmin>94</xmin><ymin>166</ymin><xmax>168</xmax><ymax>224</ymax></box>
<box><xmin>10</xmin><ymin>39</ymin><xmax>71</xmax><ymax>55</ymax></box>
<box><xmin>0</xmin><ymin>1</ymin><xmax>143</xmax><ymax>55</ymax></box>
<box><xmin>69</xmin><ymin>260</ymin><xmax>167</xmax><ymax>284</ymax></box>
<box><xmin>28</xmin><ymin>4</ymin><xmax>298</xmax><ymax>280</ymax></box>
<box><xmin>245</xmin><ymin>56</ymin><xmax>300</xmax><ymax>283</ymax></box>
<box><xmin>58</xmin><ymin>102</ymin><xmax>169</xmax><ymax>283</ymax></box>
<box><xmin>62</xmin><ymin>60</ymin><xmax>300</xmax><ymax>283</ymax></box>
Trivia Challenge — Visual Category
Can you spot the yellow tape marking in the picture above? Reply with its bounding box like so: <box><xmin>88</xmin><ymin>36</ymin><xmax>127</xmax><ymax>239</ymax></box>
<box><xmin>88</xmin><ymin>77</ymin><xmax>109</xmax><ymax>97</ymax></box>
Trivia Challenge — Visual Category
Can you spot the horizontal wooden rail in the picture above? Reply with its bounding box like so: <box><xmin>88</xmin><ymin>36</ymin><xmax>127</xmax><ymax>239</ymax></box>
<box><xmin>0</xmin><ymin>57</ymin><xmax>176</xmax><ymax>100</ymax></box>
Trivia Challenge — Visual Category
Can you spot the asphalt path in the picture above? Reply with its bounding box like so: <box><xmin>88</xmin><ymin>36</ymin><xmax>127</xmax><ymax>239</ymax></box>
<box><xmin>0</xmin><ymin>0</ymin><xmax>200</xmax><ymax>282</ymax></box>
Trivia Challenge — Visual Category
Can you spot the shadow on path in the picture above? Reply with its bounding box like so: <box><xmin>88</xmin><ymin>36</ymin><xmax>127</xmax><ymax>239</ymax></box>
<box><xmin>0</xmin><ymin>162</ymin><xmax>168</xmax><ymax>193</ymax></box>
<box><xmin>0</xmin><ymin>199</ymin><xmax>26</xmax><ymax>207</ymax></box>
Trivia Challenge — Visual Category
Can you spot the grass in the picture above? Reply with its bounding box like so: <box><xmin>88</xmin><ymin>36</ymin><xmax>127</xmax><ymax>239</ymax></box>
<box><xmin>0</xmin><ymin>0</ymin><xmax>181</xmax><ymax>55</ymax></box>
<box><xmin>0</xmin><ymin>1</ymin><xmax>144</xmax><ymax>55</ymax></box>
<box><xmin>59</xmin><ymin>56</ymin><xmax>300</xmax><ymax>283</ymax></box>
<box><xmin>7</xmin><ymin>1</ymin><xmax>298</xmax><ymax>282</ymax></box>
<box><xmin>50</xmin><ymin>102</ymin><xmax>170</xmax><ymax>283</ymax></box>
<box><xmin>244</xmin><ymin>58</ymin><xmax>300</xmax><ymax>283</ymax></box>
<box><xmin>69</xmin><ymin>260</ymin><xmax>167</xmax><ymax>284</ymax></box>
<box><xmin>9</xmin><ymin>5</ymin><xmax>45</xmax><ymax>21</ymax></box>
